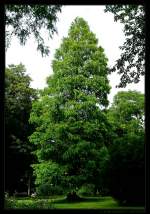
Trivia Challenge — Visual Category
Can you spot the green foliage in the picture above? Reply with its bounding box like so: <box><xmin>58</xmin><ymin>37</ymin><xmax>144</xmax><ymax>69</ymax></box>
<box><xmin>32</xmin><ymin>161</ymin><xmax>66</xmax><ymax>194</ymax></box>
<box><xmin>5</xmin><ymin>198</ymin><xmax>54</xmax><ymax>209</ymax></box>
<box><xmin>107</xmin><ymin>90</ymin><xmax>144</xmax><ymax>136</ymax></box>
<box><xmin>37</xmin><ymin>184</ymin><xmax>64</xmax><ymax>196</ymax></box>
<box><xmin>105</xmin><ymin>91</ymin><xmax>145</xmax><ymax>205</ymax></box>
<box><xmin>107</xmin><ymin>134</ymin><xmax>145</xmax><ymax>205</ymax></box>
<box><xmin>78</xmin><ymin>184</ymin><xmax>95</xmax><ymax>196</ymax></box>
<box><xmin>5</xmin><ymin>5</ymin><xmax>62</xmax><ymax>56</ymax></box>
<box><xmin>5</xmin><ymin>64</ymin><xmax>37</xmax><ymax>195</ymax></box>
<box><xmin>105</xmin><ymin>5</ymin><xmax>145</xmax><ymax>87</ymax></box>
<box><xmin>29</xmin><ymin>17</ymin><xmax>111</xmax><ymax>195</ymax></box>
<box><xmin>5</xmin><ymin>64</ymin><xmax>36</xmax><ymax>116</ymax></box>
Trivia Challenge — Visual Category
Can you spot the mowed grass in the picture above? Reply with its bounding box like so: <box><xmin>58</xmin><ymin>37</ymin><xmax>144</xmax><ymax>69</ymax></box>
<box><xmin>5</xmin><ymin>196</ymin><xmax>145</xmax><ymax>210</ymax></box>
<box><xmin>53</xmin><ymin>196</ymin><xmax>118</xmax><ymax>209</ymax></box>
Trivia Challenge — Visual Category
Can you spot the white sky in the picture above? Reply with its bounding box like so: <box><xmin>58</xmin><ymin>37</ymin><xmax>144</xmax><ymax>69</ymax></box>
<box><xmin>6</xmin><ymin>5</ymin><xmax>144</xmax><ymax>105</ymax></box>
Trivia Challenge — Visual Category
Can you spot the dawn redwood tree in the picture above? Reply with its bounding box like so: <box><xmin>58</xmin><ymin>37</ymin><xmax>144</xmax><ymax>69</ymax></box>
<box><xmin>29</xmin><ymin>17</ymin><xmax>111</xmax><ymax>197</ymax></box>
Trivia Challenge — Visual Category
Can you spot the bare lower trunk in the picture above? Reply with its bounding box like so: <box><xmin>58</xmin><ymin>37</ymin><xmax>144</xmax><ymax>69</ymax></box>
<box><xmin>27</xmin><ymin>176</ymin><xmax>31</xmax><ymax>196</ymax></box>
<box><xmin>66</xmin><ymin>191</ymin><xmax>81</xmax><ymax>201</ymax></box>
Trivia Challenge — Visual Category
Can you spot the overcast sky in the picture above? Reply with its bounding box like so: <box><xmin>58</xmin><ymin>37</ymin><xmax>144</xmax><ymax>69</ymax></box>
<box><xmin>6</xmin><ymin>5</ymin><xmax>144</xmax><ymax>105</ymax></box>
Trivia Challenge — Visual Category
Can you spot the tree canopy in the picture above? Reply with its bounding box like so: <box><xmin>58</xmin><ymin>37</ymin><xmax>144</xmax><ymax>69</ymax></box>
<box><xmin>105</xmin><ymin>90</ymin><xmax>145</xmax><ymax>205</ymax></box>
<box><xmin>104</xmin><ymin>5</ymin><xmax>145</xmax><ymax>87</ymax></box>
<box><xmin>107</xmin><ymin>90</ymin><xmax>144</xmax><ymax>135</ymax></box>
<box><xmin>29</xmin><ymin>17</ymin><xmax>111</xmax><ymax>196</ymax></box>
<box><xmin>5</xmin><ymin>5</ymin><xmax>62</xmax><ymax>56</ymax></box>
<box><xmin>5</xmin><ymin>64</ymin><xmax>37</xmax><ymax>195</ymax></box>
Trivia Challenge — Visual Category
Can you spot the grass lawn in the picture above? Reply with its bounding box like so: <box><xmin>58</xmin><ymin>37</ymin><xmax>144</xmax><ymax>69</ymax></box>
<box><xmin>5</xmin><ymin>196</ymin><xmax>145</xmax><ymax>211</ymax></box>
<box><xmin>52</xmin><ymin>196</ymin><xmax>118</xmax><ymax>209</ymax></box>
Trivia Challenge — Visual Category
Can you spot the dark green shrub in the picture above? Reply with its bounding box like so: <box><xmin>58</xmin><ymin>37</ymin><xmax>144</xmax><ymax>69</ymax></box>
<box><xmin>77</xmin><ymin>184</ymin><xmax>95</xmax><ymax>196</ymax></box>
<box><xmin>106</xmin><ymin>134</ymin><xmax>145</xmax><ymax>206</ymax></box>
<box><xmin>37</xmin><ymin>184</ymin><xmax>64</xmax><ymax>196</ymax></box>
<box><xmin>97</xmin><ymin>187</ymin><xmax>110</xmax><ymax>196</ymax></box>
<box><xmin>5</xmin><ymin>198</ymin><xmax>54</xmax><ymax>209</ymax></box>
<box><xmin>5</xmin><ymin>198</ymin><xmax>16</xmax><ymax>209</ymax></box>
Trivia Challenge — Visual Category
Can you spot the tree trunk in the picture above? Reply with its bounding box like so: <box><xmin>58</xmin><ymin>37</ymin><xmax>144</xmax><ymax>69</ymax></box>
<box><xmin>66</xmin><ymin>191</ymin><xmax>81</xmax><ymax>201</ymax></box>
<box><xmin>27</xmin><ymin>176</ymin><xmax>31</xmax><ymax>196</ymax></box>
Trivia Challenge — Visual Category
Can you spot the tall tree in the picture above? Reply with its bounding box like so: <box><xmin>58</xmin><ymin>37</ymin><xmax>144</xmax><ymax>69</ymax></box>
<box><xmin>29</xmin><ymin>17</ymin><xmax>111</xmax><ymax>197</ymax></box>
<box><xmin>5</xmin><ymin>64</ymin><xmax>37</xmax><ymax>195</ymax></box>
<box><xmin>5</xmin><ymin>5</ymin><xmax>62</xmax><ymax>56</ymax></box>
<box><xmin>105</xmin><ymin>90</ymin><xmax>145</xmax><ymax>205</ymax></box>
<box><xmin>104</xmin><ymin>5</ymin><xmax>145</xmax><ymax>87</ymax></box>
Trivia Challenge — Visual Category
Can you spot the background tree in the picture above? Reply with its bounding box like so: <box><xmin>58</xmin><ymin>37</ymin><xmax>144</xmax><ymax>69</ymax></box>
<box><xmin>5</xmin><ymin>5</ymin><xmax>62</xmax><ymax>56</ymax></box>
<box><xmin>5</xmin><ymin>64</ymin><xmax>37</xmax><ymax>195</ymax></box>
<box><xmin>104</xmin><ymin>5</ymin><xmax>145</xmax><ymax>87</ymax></box>
<box><xmin>107</xmin><ymin>90</ymin><xmax>144</xmax><ymax>135</ymax></box>
<box><xmin>105</xmin><ymin>90</ymin><xmax>145</xmax><ymax>205</ymax></box>
<box><xmin>29</xmin><ymin>17</ymin><xmax>111</xmax><ymax>198</ymax></box>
